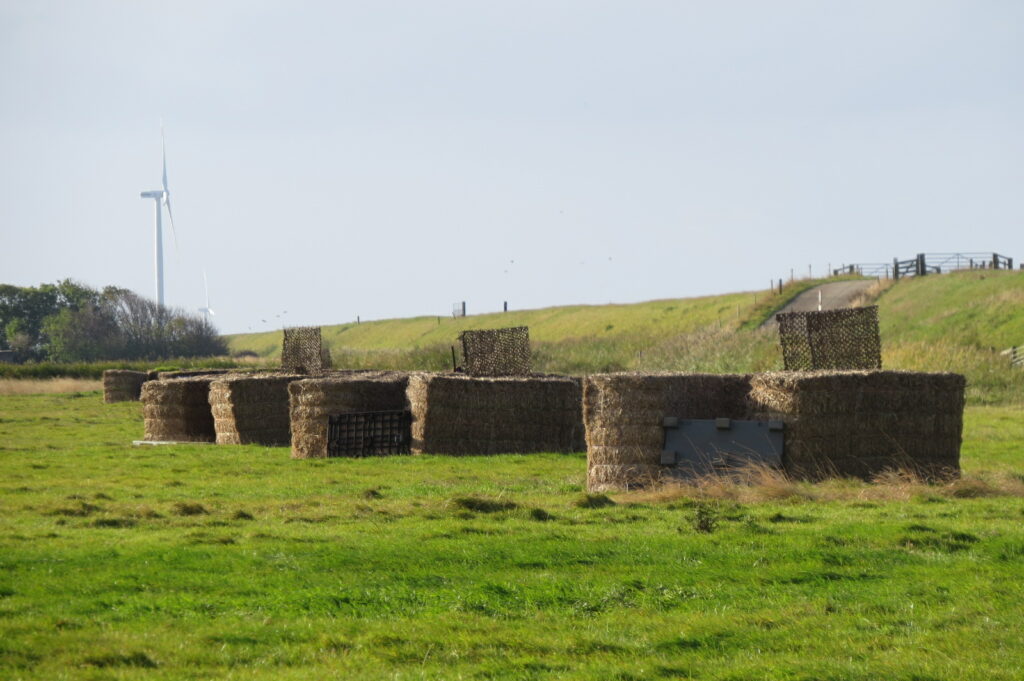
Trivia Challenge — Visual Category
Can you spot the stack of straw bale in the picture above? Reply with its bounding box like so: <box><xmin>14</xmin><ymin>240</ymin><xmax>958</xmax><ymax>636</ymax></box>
<box><xmin>584</xmin><ymin>373</ymin><xmax>753</xmax><ymax>492</ymax></box>
<box><xmin>102</xmin><ymin>369</ymin><xmax>155</xmax><ymax>403</ymax></box>
<box><xmin>209</xmin><ymin>373</ymin><xmax>304</xmax><ymax>446</ymax></box>
<box><xmin>141</xmin><ymin>377</ymin><xmax>220</xmax><ymax>442</ymax></box>
<box><xmin>407</xmin><ymin>373</ymin><xmax>584</xmax><ymax>455</ymax></box>
<box><xmin>289</xmin><ymin>372</ymin><xmax>410</xmax><ymax>458</ymax></box>
<box><xmin>749</xmin><ymin>370</ymin><xmax>965</xmax><ymax>480</ymax></box>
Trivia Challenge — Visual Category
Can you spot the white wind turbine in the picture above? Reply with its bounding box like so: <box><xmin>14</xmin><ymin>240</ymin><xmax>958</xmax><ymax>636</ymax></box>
<box><xmin>198</xmin><ymin>270</ymin><xmax>216</xmax><ymax>320</ymax></box>
<box><xmin>140</xmin><ymin>125</ymin><xmax>178</xmax><ymax>308</ymax></box>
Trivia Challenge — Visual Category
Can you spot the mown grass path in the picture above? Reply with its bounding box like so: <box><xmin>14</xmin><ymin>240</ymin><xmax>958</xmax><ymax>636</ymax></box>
<box><xmin>2</xmin><ymin>393</ymin><xmax>1023</xmax><ymax>680</ymax></box>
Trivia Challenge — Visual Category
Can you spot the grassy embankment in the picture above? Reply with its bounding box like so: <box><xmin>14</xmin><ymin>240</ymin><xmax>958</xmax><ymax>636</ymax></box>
<box><xmin>227</xmin><ymin>270</ymin><xmax>1024</xmax><ymax>404</ymax></box>
<box><xmin>1</xmin><ymin>392</ymin><xmax>1023</xmax><ymax>680</ymax></box>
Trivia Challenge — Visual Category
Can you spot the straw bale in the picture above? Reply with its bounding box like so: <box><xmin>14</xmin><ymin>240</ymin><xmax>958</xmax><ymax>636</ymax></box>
<box><xmin>587</xmin><ymin>464</ymin><xmax>665</xmax><ymax>492</ymax></box>
<box><xmin>102</xmin><ymin>370</ymin><xmax>150</xmax><ymax>403</ymax></box>
<box><xmin>749</xmin><ymin>370</ymin><xmax>965</xmax><ymax>481</ymax></box>
<box><xmin>289</xmin><ymin>372</ymin><xmax>410</xmax><ymax>458</ymax></box>
<box><xmin>140</xmin><ymin>378</ymin><xmax>217</xmax><ymax>442</ymax></box>
<box><xmin>408</xmin><ymin>373</ymin><xmax>584</xmax><ymax>455</ymax></box>
<box><xmin>583</xmin><ymin>373</ymin><xmax>754</xmax><ymax>491</ymax></box>
<box><xmin>208</xmin><ymin>373</ymin><xmax>304</xmax><ymax>446</ymax></box>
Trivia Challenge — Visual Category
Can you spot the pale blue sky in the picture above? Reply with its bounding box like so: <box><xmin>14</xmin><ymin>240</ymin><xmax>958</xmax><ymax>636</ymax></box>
<box><xmin>2</xmin><ymin>1</ymin><xmax>1021</xmax><ymax>333</ymax></box>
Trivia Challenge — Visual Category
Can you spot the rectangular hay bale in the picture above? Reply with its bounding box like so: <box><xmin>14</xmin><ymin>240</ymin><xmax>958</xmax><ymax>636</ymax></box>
<box><xmin>749</xmin><ymin>370</ymin><xmax>965</xmax><ymax>481</ymax></box>
<box><xmin>583</xmin><ymin>373</ymin><xmax>754</xmax><ymax>491</ymax></box>
<box><xmin>407</xmin><ymin>373</ymin><xmax>584</xmax><ymax>455</ymax></box>
<box><xmin>288</xmin><ymin>372</ymin><xmax>410</xmax><ymax>458</ymax></box>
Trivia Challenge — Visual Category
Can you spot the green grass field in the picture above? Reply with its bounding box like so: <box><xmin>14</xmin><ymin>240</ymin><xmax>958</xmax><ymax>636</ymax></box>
<box><xmin>2</xmin><ymin>392</ymin><xmax>1023</xmax><ymax>680</ymax></box>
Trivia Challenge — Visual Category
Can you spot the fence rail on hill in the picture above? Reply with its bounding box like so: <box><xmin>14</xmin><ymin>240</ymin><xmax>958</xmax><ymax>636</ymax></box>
<box><xmin>833</xmin><ymin>252</ymin><xmax>1015</xmax><ymax>279</ymax></box>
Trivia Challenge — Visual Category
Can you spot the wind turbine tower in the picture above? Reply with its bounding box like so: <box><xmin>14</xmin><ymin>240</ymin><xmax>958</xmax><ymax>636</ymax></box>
<box><xmin>140</xmin><ymin>126</ymin><xmax>177</xmax><ymax>308</ymax></box>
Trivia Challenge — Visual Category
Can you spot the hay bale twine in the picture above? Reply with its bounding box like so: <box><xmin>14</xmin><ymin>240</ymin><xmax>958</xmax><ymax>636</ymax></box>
<box><xmin>103</xmin><ymin>370</ymin><xmax>150</xmax><ymax>403</ymax></box>
<box><xmin>289</xmin><ymin>372</ymin><xmax>410</xmax><ymax>458</ymax></box>
<box><xmin>209</xmin><ymin>373</ymin><xmax>305</xmax><ymax>446</ymax></box>
<box><xmin>749</xmin><ymin>370</ymin><xmax>965</xmax><ymax>481</ymax></box>
<box><xmin>140</xmin><ymin>377</ymin><xmax>218</xmax><ymax>442</ymax></box>
<box><xmin>407</xmin><ymin>373</ymin><xmax>584</xmax><ymax>455</ymax></box>
<box><xmin>583</xmin><ymin>372</ymin><xmax>753</xmax><ymax>492</ymax></box>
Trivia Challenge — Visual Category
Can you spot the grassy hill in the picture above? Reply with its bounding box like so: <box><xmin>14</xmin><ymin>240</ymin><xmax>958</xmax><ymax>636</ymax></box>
<box><xmin>227</xmin><ymin>270</ymin><xmax>1024</xmax><ymax>403</ymax></box>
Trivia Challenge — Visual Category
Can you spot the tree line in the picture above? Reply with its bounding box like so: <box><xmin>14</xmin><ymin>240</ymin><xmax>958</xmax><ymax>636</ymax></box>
<box><xmin>0</xmin><ymin>280</ymin><xmax>227</xmax><ymax>362</ymax></box>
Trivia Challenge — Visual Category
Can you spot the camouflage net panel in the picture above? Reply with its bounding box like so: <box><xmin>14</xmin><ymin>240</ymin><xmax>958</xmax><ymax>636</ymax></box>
<box><xmin>281</xmin><ymin>326</ymin><xmax>327</xmax><ymax>374</ymax></box>
<box><xmin>459</xmin><ymin>326</ymin><xmax>531</xmax><ymax>376</ymax></box>
<box><xmin>777</xmin><ymin>306</ymin><xmax>882</xmax><ymax>371</ymax></box>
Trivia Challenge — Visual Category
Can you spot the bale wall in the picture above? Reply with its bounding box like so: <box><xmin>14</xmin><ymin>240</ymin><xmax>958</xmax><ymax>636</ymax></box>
<box><xmin>407</xmin><ymin>373</ymin><xmax>584</xmax><ymax>455</ymax></box>
<box><xmin>749</xmin><ymin>371</ymin><xmax>965</xmax><ymax>481</ymax></box>
<box><xmin>209</xmin><ymin>373</ymin><xmax>304</xmax><ymax>446</ymax></box>
<box><xmin>289</xmin><ymin>372</ymin><xmax>410</xmax><ymax>458</ymax></box>
<box><xmin>102</xmin><ymin>370</ymin><xmax>152</xmax><ymax>403</ymax></box>
<box><xmin>141</xmin><ymin>377</ymin><xmax>218</xmax><ymax>442</ymax></box>
<box><xmin>583</xmin><ymin>373</ymin><xmax>754</xmax><ymax>492</ymax></box>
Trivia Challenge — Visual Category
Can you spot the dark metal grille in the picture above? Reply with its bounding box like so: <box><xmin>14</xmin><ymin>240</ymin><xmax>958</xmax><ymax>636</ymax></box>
<box><xmin>459</xmin><ymin>326</ymin><xmax>531</xmax><ymax>376</ymax></box>
<box><xmin>282</xmin><ymin>326</ymin><xmax>327</xmax><ymax>374</ymax></box>
<box><xmin>777</xmin><ymin>306</ymin><xmax>882</xmax><ymax>371</ymax></box>
<box><xmin>327</xmin><ymin>410</ymin><xmax>411</xmax><ymax>457</ymax></box>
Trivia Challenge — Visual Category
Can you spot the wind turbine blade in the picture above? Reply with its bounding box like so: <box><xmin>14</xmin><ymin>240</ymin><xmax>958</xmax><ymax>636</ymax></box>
<box><xmin>203</xmin><ymin>269</ymin><xmax>211</xmax><ymax>308</ymax></box>
<box><xmin>160</xmin><ymin>123</ymin><xmax>178</xmax><ymax>252</ymax></box>
<box><xmin>163</xmin><ymin>194</ymin><xmax>179</xmax><ymax>251</ymax></box>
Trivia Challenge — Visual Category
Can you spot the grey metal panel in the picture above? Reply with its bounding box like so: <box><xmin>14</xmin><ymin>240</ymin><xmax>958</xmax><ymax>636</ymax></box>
<box><xmin>662</xmin><ymin>418</ymin><xmax>784</xmax><ymax>477</ymax></box>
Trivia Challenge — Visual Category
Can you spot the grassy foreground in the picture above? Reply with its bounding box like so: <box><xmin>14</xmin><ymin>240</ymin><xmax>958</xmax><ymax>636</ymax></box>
<box><xmin>2</xmin><ymin>392</ymin><xmax>1024</xmax><ymax>680</ymax></box>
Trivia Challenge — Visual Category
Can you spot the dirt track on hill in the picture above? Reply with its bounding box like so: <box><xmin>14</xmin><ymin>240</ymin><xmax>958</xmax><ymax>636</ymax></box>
<box><xmin>761</xmin><ymin>280</ymin><xmax>876</xmax><ymax>328</ymax></box>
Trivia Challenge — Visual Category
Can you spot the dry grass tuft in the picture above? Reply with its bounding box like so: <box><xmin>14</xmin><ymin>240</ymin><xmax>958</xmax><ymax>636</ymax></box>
<box><xmin>172</xmin><ymin>502</ymin><xmax>209</xmax><ymax>516</ymax></box>
<box><xmin>616</xmin><ymin>464</ymin><xmax>1024</xmax><ymax>506</ymax></box>
<box><xmin>0</xmin><ymin>378</ymin><xmax>102</xmax><ymax>395</ymax></box>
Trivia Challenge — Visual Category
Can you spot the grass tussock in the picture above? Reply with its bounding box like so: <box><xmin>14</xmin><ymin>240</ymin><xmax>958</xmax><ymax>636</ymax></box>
<box><xmin>616</xmin><ymin>464</ymin><xmax>1024</xmax><ymax>506</ymax></box>
<box><xmin>172</xmin><ymin>502</ymin><xmax>209</xmax><ymax>516</ymax></box>
<box><xmin>449</xmin><ymin>496</ymin><xmax>518</xmax><ymax>513</ymax></box>
<box><xmin>0</xmin><ymin>378</ymin><xmax>102</xmax><ymax>395</ymax></box>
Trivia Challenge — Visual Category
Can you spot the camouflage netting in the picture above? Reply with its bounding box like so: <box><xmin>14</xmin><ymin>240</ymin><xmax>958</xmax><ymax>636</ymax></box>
<box><xmin>281</xmin><ymin>326</ymin><xmax>330</xmax><ymax>374</ymax></box>
<box><xmin>777</xmin><ymin>306</ymin><xmax>882</xmax><ymax>371</ymax></box>
<box><xmin>459</xmin><ymin>326</ymin><xmax>531</xmax><ymax>376</ymax></box>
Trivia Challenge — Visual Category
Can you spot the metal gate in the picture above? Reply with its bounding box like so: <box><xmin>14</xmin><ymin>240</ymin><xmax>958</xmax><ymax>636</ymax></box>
<box><xmin>661</xmin><ymin>417</ymin><xmax>784</xmax><ymax>477</ymax></box>
<box><xmin>327</xmin><ymin>411</ymin><xmax>412</xmax><ymax>457</ymax></box>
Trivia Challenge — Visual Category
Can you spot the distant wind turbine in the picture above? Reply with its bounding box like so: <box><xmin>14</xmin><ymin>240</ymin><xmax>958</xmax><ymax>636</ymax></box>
<box><xmin>198</xmin><ymin>270</ymin><xmax>215</xmax><ymax>319</ymax></box>
<box><xmin>140</xmin><ymin>124</ymin><xmax>178</xmax><ymax>307</ymax></box>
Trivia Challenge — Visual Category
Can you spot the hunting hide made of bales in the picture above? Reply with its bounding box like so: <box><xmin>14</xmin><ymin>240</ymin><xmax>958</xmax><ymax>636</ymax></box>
<box><xmin>459</xmin><ymin>326</ymin><xmax>531</xmax><ymax>376</ymax></box>
<box><xmin>209</xmin><ymin>373</ymin><xmax>304</xmax><ymax>446</ymax></box>
<box><xmin>583</xmin><ymin>373</ymin><xmax>754</xmax><ymax>492</ymax></box>
<box><xmin>102</xmin><ymin>369</ymin><xmax>154</xmax><ymax>403</ymax></box>
<box><xmin>289</xmin><ymin>372</ymin><xmax>410</xmax><ymax>458</ymax></box>
<box><xmin>749</xmin><ymin>370</ymin><xmax>965</xmax><ymax>481</ymax></box>
<box><xmin>407</xmin><ymin>373</ymin><xmax>584</xmax><ymax>455</ymax></box>
<box><xmin>141</xmin><ymin>377</ymin><xmax>219</xmax><ymax>442</ymax></box>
